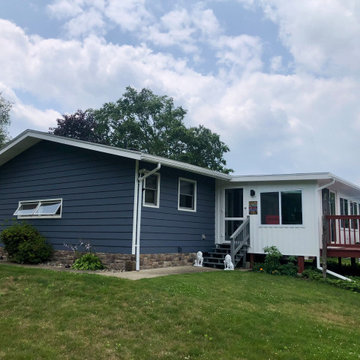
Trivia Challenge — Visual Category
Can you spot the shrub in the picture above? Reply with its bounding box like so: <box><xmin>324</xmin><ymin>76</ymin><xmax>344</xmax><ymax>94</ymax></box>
<box><xmin>0</xmin><ymin>222</ymin><xmax>53</xmax><ymax>264</ymax></box>
<box><xmin>278</xmin><ymin>263</ymin><xmax>298</xmax><ymax>276</ymax></box>
<box><xmin>72</xmin><ymin>253</ymin><xmax>104</xmax><ymax>271</ymax></box>
<box><xmin>302</xmin><ymin>269</ymin><xmax>360</xmax><ymax>293</ymax></box>
<box><xmin>263</xmin><ymin>246</ymin><xmax>282</xmax><ymax>273</ymax></box>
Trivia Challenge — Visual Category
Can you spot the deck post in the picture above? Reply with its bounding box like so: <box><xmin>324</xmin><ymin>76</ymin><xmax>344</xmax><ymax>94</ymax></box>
<box><xmin>249</xmin><ymin>253</ymin><xmax>254</xmax><ymax>269</ymax></box>
<box><xmin>297</xmin><ymin>256</ymin><xmax>304</xmax><ymax>274</ymax></box>
<box><xmin>338</xmin><ymin>257</ymin><xmax>342</xmax><ymax>266</ymax></box>
<box><xmin>322</xmin><ymin>189</ymin><xmax>330</xmax><ymax>278</ymax></box>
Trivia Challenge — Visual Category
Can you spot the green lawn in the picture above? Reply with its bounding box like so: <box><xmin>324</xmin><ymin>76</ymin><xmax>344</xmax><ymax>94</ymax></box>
<box><xmin>0</xmin><ymin>265</ymin><xmax>359</xmax><ymax>360</ymax></box>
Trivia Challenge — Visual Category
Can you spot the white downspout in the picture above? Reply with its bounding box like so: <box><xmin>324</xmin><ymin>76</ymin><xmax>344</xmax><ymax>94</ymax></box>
<box><xmin>317</xmin><ymin>178</ymin><xmax>351</xmax><ymax>281</ymax></box>
<box><xmin>135</xmin><ymin>163</ymin><xmax>161</xmax><ymax>271</ymax></box>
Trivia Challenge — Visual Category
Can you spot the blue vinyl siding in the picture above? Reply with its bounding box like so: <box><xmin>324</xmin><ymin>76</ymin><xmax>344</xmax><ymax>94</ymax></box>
<box><xmin>0</xmin><ymin>141</ymin><xmax>135</xmax><ymax>254</ymax></box>
<box><xmin>140</xmin><ymin>163</ymin><xmax>215</xmax><ymax>253</ymax></box>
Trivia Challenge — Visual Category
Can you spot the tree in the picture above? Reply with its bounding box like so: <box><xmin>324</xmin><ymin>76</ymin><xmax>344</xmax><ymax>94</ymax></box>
<box><xmin>50</xmin><ymin>110</ymin><xmax>102</xmax><ymax>143</ymax></box>
<box><xmin>0</xmin><ymin>93</ymin><xmax>12</xmax><ymax>146</ymax></box>
<box><xmin>50</xmin><ymin>87</ymin><xmax>232</xmax><ymax>173</ymax></box>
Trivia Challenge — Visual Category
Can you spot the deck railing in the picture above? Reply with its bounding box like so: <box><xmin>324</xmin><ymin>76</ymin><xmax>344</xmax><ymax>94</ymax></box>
<box><xmin>325</xmin><ymin>215</ymin><xmax>360</xmax><ymax>247</ymax></box>
<box><xmin>230</xmin><ymin>216</ymin><xmax>250</xmax><ymax>267</ymax></box>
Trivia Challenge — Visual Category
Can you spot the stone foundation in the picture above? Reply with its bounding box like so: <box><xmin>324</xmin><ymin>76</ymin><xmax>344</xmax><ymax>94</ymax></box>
<box><xmin>48</xmin><ymin>249</ymin><xmax>196</xmax><ymax>271</ymax></box>
<box><xmin>0</xmin><ymin>247</ymin><xmax>196</xmax><ymax>271</ymax></box>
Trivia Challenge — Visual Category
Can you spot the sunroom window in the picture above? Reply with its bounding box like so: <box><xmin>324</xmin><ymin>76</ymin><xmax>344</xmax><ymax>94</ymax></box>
<box><xmin>14</xmin><ymin>199</ymin><xmax>62</xmax><ymax>219</ymax></box>
<box><xmin>178</xmin><ymin>178</ymin><xmax>197</xmax><ymax>212</ymax></box>
<box><xmin>261</xmin><ymin>191</ymin><xmax>302</xmax><ymax>225</ymax></box>
<box><xmin>143</xmin><ymin>174</ymin><xmax>160</xmax><ymax>207</ymax></box>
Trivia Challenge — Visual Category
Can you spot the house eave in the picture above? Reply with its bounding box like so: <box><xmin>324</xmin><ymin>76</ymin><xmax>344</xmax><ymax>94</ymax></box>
<box><xmin>0</xmin><ymin>130</ymin><xmax>231</xmax><ymax>180</ymax></box>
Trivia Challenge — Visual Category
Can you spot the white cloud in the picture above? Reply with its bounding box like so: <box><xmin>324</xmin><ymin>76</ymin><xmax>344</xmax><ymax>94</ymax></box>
<box><xmin>64</xmin><ymin>8</ymin><xmax>105</xmax><ymax>37</ymax></box>
<box><xmin>144</xmin><ymin>4</ymin><xmax>221</xmax><ymax>53</ymax></box>
<box><xmin>12</xmin><ymin>103</ymin><xmax>61</xmax><ymax>133</ymax></box>
<box><xmin>47</xmin><ymin>0</ymin><xmax>84</xmax><ymax>19</ymax></box>
<box><xmin>104</xmin><ymin>0</ymin><xmax>152</xmax><ymax>32</ymax></box>
<box><xmin>215</xmin><ymin>35</ymin><xmax>263</xmax><ymax>74</ymax></box>
<box><xmin>2</xmin><ymin>1</ymin><xmax>360</xmax><ymax>182</ymax></box>
<box><xmin>257</xmin><ymin>0</ymin><xmax>360</xmax><ymax>76</ymax></box>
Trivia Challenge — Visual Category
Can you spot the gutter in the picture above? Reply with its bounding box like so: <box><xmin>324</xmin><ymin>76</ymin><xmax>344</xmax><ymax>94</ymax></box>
<box><xmin>135</xmin><ymin>163</ymin><xmax>161</xmax><ymax>271</ymax></box>
<box><xmin>316</xmin><ymin>255</ymin><xmax>351</xmax><ymax>281</ymax></box>
<box><xmin>317</xmin><ymin>178</ymin><xmax>351</xmax><ymax>281</ymax></box>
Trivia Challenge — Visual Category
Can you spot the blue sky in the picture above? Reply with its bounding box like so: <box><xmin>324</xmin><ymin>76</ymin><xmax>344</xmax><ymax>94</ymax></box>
<box><xmin>1</xmin><ymin>0</ymin><xmax>360</xmax><ymax>182</ymax></box>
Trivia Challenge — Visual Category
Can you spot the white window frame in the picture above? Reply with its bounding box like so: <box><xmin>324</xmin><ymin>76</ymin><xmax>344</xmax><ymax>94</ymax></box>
<box><xmin>178</xmin><ymin>177</ymin><xmax>197</xmax><ymax>212</ymax></box>
<box><xmin>260</xmin><ymin>190</ymin><xmax>303</xmax><ymax>226</ymax></box>
<box><xmin>143</xmin><ymin>173</ymin><xmax>160</xmax><ymax>208</ymax></box>
<box><xmin>14</xmin><ymin>198</ymin><xmax>63</xmax><ymax>219</ymax></box>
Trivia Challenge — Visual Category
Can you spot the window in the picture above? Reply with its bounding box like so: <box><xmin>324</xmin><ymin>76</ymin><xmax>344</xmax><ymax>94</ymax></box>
<box><xmin>225</xmin><ymin>188</ymin><xmax>243</xmax><ymax>240</ymax></box>
<box><xmin>261</xmin><ymin>191</ymin><xmax>302</xmax><ymax>225</ymax></box>
<box><xmin>14</xmin><ymin>199</ymin><xmax>62</xmax><ymax>219</ymax></box>
<box><xmin>143</xmin><ymin>174</ymin><xmax>160</xmax><ymax>208</ymax></box>
<box><xmin>178</xmin><ymin>178</ymin><xmax>197</xmax><ymax>211</ymax></box>
<box><xmin>340</xmin><ymin>198</ymin><xmax>349</xmax><ymax>228</ymax></box>
<box><xmin>225</xmin><ymin>188</ymin><xmax>243</xmax><ymax>218</ymax></box>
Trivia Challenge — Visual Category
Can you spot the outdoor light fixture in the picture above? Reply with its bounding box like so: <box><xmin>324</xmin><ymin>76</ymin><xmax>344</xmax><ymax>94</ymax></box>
<box><xmin>250</xmin><ymin>189</ymin><xmax>256</xmax><ymax>197</ymax></box>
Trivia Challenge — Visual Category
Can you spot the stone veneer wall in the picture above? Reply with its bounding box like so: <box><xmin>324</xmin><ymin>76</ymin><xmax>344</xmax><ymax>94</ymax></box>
<box><xmin>0</xmin><ymin>247</ymin><xmax>196</xmax><ymax>271</ymax></box>
<box><xmin>49</xmin><ymin>250</ymin><xmax>196</xmax><ymax>271</ymax></box>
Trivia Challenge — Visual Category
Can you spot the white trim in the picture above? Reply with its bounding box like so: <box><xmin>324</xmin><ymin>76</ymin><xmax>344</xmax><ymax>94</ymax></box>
<box><xmin>135</xmin><ymin>163</ymin><xmax>161</xmax><ymax>271</ymax></box>
<box><xmin>142</xmin><ymin>153</ymin><xmax>230</xmax><ymax>180</ymax></box>
<box><xmin>178</xmin><ymin>177</ymin><xmax>197</xmax><ymax>212</ymax></box>
<box><xmin>143</xmin><ymin>172</ymin><xmax>160</xmax><ymax>208</ymax></box>
<box><xmin>0</xmin><ymin>130</ymin><xmax>230</xmax><ymax>180</ymax></box>
<box><xmin>14</xmin><ymin>198</ymin><xmax>63</xmax><ymax>219</ymax></box>
<box><xmin>131</xmin><ymin>160</ymin><xmax>139</xmax><ymax>255</ymax></box>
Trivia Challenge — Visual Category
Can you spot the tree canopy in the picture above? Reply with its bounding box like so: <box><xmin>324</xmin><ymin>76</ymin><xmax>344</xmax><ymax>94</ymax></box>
<box><xmin>50</xmin><ymin>87</ymin><xmax>232</xmax><ymax>173</ymax></box>
<box><xmin>0</xmin><ymin>93</ymin><xmax>12</xmax><ymax>147</ymax></box>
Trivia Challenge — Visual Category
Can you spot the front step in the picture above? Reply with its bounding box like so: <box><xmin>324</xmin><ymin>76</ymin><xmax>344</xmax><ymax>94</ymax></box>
<box><xmin>202</xmin><ymin>244</ymin><xmax>247</xmax><ymax>269</ymax></box>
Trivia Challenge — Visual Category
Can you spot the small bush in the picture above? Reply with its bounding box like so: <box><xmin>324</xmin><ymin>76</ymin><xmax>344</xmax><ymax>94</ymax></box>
<box><xmin>72</xmin><ymin>253</ymin><xmax>104</xmax><ymax>271</ymax></box>
<box><xmin>263</xmin><ymin>246</ymin><xmax>282</xmax><ymax>273</ymax></box>
<box><xmin>302</xmin><ymin>269</ymin><xmax>360</xmax><ymax>292</ymax></box>
<box><xmin>0</xmin><ymin>222</ymin><xmax>53</xmax><ymax>264</ymax></box>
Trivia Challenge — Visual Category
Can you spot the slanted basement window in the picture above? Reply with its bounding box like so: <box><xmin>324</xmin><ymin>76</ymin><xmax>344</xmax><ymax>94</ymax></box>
<box><xmin>178</xmin><ymin>178</ymin><xmax>197</xmax><ymax>212</ymax></box>
<box><xmin>261</xmin><ymin>191</ymin><xmax>302</xmax><ymax>225</ymax></box>
<box><xmin>14</xmin><ymin>199</ymin><xmax>63</xmax><ymax>219</ymax></box>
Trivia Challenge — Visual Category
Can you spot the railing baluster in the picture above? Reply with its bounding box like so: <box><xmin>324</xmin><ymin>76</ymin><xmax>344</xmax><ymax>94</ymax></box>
<box><xmin>325</xmin><ymin>215</ymin><xmax>360</xmax><ymax>248</ymax></box>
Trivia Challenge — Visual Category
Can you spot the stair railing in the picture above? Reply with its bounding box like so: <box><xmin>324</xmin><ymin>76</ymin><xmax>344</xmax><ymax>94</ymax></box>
<box><xmin>230</xmin><ymin>216</ymin><xmax>250</xmax><ymax>267</ymax></box>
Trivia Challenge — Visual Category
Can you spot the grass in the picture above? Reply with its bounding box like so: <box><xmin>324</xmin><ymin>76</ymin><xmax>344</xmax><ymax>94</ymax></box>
<box><xmin>0</xmin><ymin>265</ymin><xmax>359</xmax><ymax>360</ymax></box>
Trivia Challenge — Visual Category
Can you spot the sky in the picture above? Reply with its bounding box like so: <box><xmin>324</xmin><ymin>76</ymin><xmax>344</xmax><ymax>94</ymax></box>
<box><xmin>1</xmin><ymin>0</ymin><xmax>360</xmax><ymax>182</ymax></box>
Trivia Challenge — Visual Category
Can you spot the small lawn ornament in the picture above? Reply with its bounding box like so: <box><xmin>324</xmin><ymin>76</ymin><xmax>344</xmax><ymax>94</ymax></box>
<box><xmin>224</xmin><ymin>254</ymin><xmax>234</xmax><ymax>270</ymax></box>
<box><xmin>194</xmin><ymin>251</ymin><xmax>203</xmax><ymax>267</ymax></box>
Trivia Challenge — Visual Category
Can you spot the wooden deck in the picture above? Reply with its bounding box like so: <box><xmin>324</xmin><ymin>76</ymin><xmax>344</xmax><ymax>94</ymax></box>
<box><xmin>321</xmin><ymin>246</ymin><xmax>360</xmax><ymax>258</ymax></box>
<box><xmin>324</xmin><ymin>215</ymin><xmax>360</xmax><ymax>258</ymax></box>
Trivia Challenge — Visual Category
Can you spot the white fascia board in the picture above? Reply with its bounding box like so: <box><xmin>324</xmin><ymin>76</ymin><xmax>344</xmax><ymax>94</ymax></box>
<box><xmin>230</xmin><ymin>172</ymin><xmax>333</xmax><ymax>183</ymax></box>
<box><xmin>0</xmin><ymin>130</ymin><xmax>142</xmax><ymax>165</ymax></box>
<box><xmin>330</xmin><ymin>173</ymin><xmax>360</xmax><ymax>193</ymax></box>
<box><xmin>141</xmin><ymin>153</ymin><xmax>231</xmax><ymax>180</ymax></box>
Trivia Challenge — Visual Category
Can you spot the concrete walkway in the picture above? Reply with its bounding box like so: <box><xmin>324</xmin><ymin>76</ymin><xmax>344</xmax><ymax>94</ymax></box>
<box><xmin>0</xmin><ymin>261</ymin><xmax>220</xmax><ymax>280</ymax></box>
<box><xmin>98</xmin><ymin>265</ymin><xmax>220</xmax><ymax>280</ymax></box>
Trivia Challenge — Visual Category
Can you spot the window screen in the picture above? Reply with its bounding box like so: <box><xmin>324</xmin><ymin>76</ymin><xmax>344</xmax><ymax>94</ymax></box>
<box><xmin>225</xmin><ymin>189</ymin><xmax>243</xmax><ymax>218</ymax></box>
<box><xmin>144</xmin><ymin>174</ymin><xmax>159</xmax><ymax>207</ymax></box>
<box><xmin>281</xmin><ymin>191</ymin><xmax>302</xmax><ymax>225</ymax></box>
<box><xmin>261</xmin><ymin>192</ymin><xmax>279</xmax><ymax>224</ymax></box>
<box><xmin>261</xmin><ymin>191</ymin><xmax>303</xmax><ymax>225</ymax></box>
<box><xmin>178</xmin><ymin>179</ymin><xmax>196</xmax><ymax>211</ymax></box>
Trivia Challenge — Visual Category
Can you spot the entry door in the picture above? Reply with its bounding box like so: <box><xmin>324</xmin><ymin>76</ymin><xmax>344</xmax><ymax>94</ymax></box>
<box><xmin>224</xmin><ymin>188</ymin><xmax>244</xmax><ymax>240</ymax></box>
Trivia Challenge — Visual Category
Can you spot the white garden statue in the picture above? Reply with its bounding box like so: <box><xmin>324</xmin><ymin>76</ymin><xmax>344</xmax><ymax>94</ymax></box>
<box><xmin>224</xmin><ymin>254</ymin><xmax>234</xmax><ymax>270</ymax></box>
<box><xmin>194</xmin><ymin>251</ymin><xmax>203</xmax><ymax>267</ymax></box>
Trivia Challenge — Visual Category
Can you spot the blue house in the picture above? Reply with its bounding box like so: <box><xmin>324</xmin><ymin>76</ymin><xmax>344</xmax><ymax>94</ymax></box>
<box><xmin>0</xmin><ymin>130</ymin><xmax>228</xmax><ymax>270</ymax></box>
<box><xmin>1</xmin><ymin>130</ymin><xmax>360</xmax><ymax>273</ymax></box>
